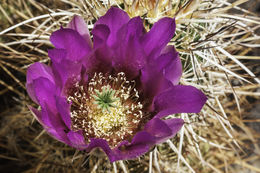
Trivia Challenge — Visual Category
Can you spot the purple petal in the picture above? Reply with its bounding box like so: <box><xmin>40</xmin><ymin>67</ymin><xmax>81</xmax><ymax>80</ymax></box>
<box><xmin>29</xmin><ymin>105</ymin><xmax>70</xmax><ymax>144</ymax></box>
<box><xmin>28</xmin><ymin>106</ymin><xmax>45</xmax><ymax>127</ymax></box>
<box><xmin>56</xmin><ymin>96</ymin><xmax>71</xmax><ymax>129</ymax></box>
<box><xmin>88</xmin><ymin>45</ymin><xmax>113</xmax><ymax>74</ymax></box>
<box><xmin>95</xmin><ymin>7</ymin><xmax>130</xmax><ymax>47</ymax></box>
<box><xmin>30</xmin><ymin>105</ymin><xmax>64</xmax><ymax>142</ymax></box>
<box><xmin>142</xmin><ymin>18</ymin><xmax>176</xmax><ymax>57</ymax></box>
<box><xmin>164</xmin><ymin>118</ymin><xmax>184</xmax><ymax>134</ymax></box>
<box><xmin>86</xmin><ymin>25</ymin><xmax>113</xmax><ymax>74</ymax></box>
<box><xmin>144</xmin><ymin>118</ymin><xmax>172</xmax><ymax>138</ymax></box>
<box><xmin>26</xmin><ymin>62</ymin><xmax>55</xmax><ymax>103</ymax></box>
<box><xmin>113</xmin><ymin>17</ymin><xmax>145</xmax><ymax>79</ymax></box>
<box><xmin>48</xmin><ymin>48</ymin><xmax>67</xmax><ymax>64</ymax></box>
<box><xmin>111</xmin><ymin>131</ymin><xmax>155</xmax><ymax>162</ymax></box>
<box><xmin>117</xmin><ymin>16</ymin><xmax>144</xmax><ymax>41</ymax></box>
<box><xmin>32</xmin><ymin>77</ymin><xmax>58</xmax><ymax>109</ymax></box>
<box><xmin>41</xmin><ymin>104</ymin><xmax>70</xmax><ymax>144</ymax></box>
<box><xmin>157</xmin><ymin>46</ymin><xmax>182</xmax><ymax>85</ymax></box>
<box><xmin>141</xmin><ymin>39</ymin><xmax>182</xmax><ymax>103</ymax></box>
<box><xmin>86</xmin><ymin>138</ymin><xmax>113</xmax><ymax>159</ymax></box>
<box><xmin>50</xmin><ymin>28</ymin><xmax>91</xmax><ymax>61</ymax></box>
<box><xmin>48</xmin><ymin>48</ymin><xmax>82</xmax><ymax>90</ymax></box>
<box><xmin>113</xmin><ymin>38</ymin><xmax>144</xmax><ymax>79</ymax></box>
<box><xmin>67</xmin><ymin>131</ymin><xmax>87</xmax><ymax>149</ymax></box>
<box><xmin>85</xmin><ymin>131</ymin><xmax>155</xmax><ymax>162</ymax></box>
<box><xmin>144</xmin><ymin>118</ymin><xmax>184</xmax><ymax>144</ymax></box>
<box><xmin>141</xmin><ymin>63</ymin><xmax>173</xmax><ymax>107</ymax></box>
<box><xmin>154</xmin><ymin>85</ymin><xmax>207</xmax><ymax>118</ymax></box>
<box><xmin>31</xmin><ymin>78</ymin><xmax>69</xmax><ymax>141</ymax></box>
<box><xmin>27</xmin><ymin>83</ymin><xmax>38</xmax><ymax>104</ymax></box>
<box><xmin>28</xmin><ymin>105</ymin><xmax>52</xmax><ymax>130</ymax></box>
<box><xmin>27</xmin><ymin>62</ymin><xmax>55</xmax><ymax>84</ymax></box>
<box><xmin>92</xmin><ymin>24</ymin><xmax>110</xmax><ymax>48</ymax></box>
<box><xmin>67</xmin><ymin>15</ymin><xmax>92</xmax><ymax>47</ymax></box>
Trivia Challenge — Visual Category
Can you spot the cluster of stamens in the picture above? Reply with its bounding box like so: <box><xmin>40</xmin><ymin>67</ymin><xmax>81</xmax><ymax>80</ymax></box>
<box><xmin>67</xmin><ymin>72</ymin><xmax>143</xmax><ymax>148</ymax></box>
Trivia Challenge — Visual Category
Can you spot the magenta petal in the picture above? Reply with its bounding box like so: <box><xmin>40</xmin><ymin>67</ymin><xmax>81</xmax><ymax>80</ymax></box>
<box><xmin>50</xmin><ymin>28</ymin><xmax>91</xmax><ymax>61</ymax></box>
<box><xmin>28</xmin><ymin>105</ymin><xmax>53</xmax><ymax>130</ymax></box>
<box><xmin>67</xmin><ymin>131</ymin><xmax>87</xmax><ymax>149</ymax></box>
<box><xmin>86</xmin><ymin>138</ymin><xmax>113</xmax><ymax>158</ymax></box>
<box><xmin>140</xmin><ymin>46</ymin><xmax>181</xmax><ymax>100</ymax></box>
<box><xmin>26</xmin><ymin>62</ymin><xmax>55</xmax><ymax>103</ymax></box>
<box><xmin>88</xmin><ymin>45</ymin><xmax>114</xmax><ymax>74</ymax></box>
<box><xmin>162</xmin><ymin>118</ymin><xmax>184</xmax><ymax>142</ymax></box>
<box><xmin>142</xmin><ymin>18</ymin><xmax>176</xmax><ymax>57</ymax></box>
<box><xmin>111</xmin><ymin>131</ymin><xmax>155</xmax><ymax>162</ymax></box>
<box><xmin>117</xmin><ymin>16</ymin><xmax>144</xmax><ymax>42</ymax></box>
<box><xmin>27</xmin><ymin>62</ymin><xmax>54</xmax><ymax>84</ymax></box>
<box><xmin>29</xmin><ymin>106</ymin><xmax>54</xmax><ymax>134</ymax></box>
<box><xmin>67</xmin><ymin>15</ymin><xmax>92</xmax><ymax>47</ymax></box>
<box><xmin>32</xmin><ymin>78</ymin><xmax>68</xmax><ymax>139</ymax></box>
<box><xmin>141</xmin><ymin>64</ymin><xmax>173</xmax><ymax>104</ymax></box>
<box><xmin>113</xmin><ymin>17</ymin><xmax>145</xmax><ymax>79</ymax></box>
<box><xmin>144</xmin><ymin>118</ymin><xmax>172</xmax><ymax>138</ymax></box>
<box><xmin>157</xmin><ymin>46</ymin><xmax>182</xmax><ymax>85</ymax></box>
<box><xmin>154</xmin><ymin>85</ymin><xmax>207</xmax><ymax>118</ymax></box>
<box><xmin>92</xmin><ymin>24</ymin><xmax>110</xmax><ymax>48</ymax></box>
<box><xmin>113</xmin><ymin>36</ymin><xmax>144</xmax><ymax>79</ymax></box>
<box><xmin>42</xmin><ymin>102</ymin><xmax>71</xmax><ymax>143</ymax></box>
<box><xmin>27</xmin><ymin>83</ymin><xmax>38</xmax><ymax>104</ymax></box>
<box><xmin>41</xmin><ymin>103</ymin><xmax>64</xmax><ymax>130</ymax></box>
<box><xmin>144</xmin><ymin>118</ymin><xmax>184</xmax><ymax>144</ymax></box>
<box><xmin>46</xmin><ymin>129</ymin><xmax>69</xmax><ymax>145</ymax></box>
<box><xmin>30</xmin><ymin>104</ymin><xmax>70</xmax><ymax>144</ymax></box>
<box><xmin>56</xmin><ymin>96</ymin><xmax>71</xmax><ymax>129</ymax></box>
<box><xmin>48</xmin><ymin>48</ymin><xmax>82</xmax><ymax>89</ymax></box>
<box><xmin>95</xmin><ymin>7</ymin><xmax>130</xmax><ymax>47</ymax></box>
<box><xmin>32</xmin><ymin>77</ymin><xmax>58</xmax><ymax>109</ymax></box>
<box><xmin>85</xmin><ymin>132</ymin><xmax>155</xmax><ymax>162</ymax></box>
<box><xmin>164</xmin><ymin>118</ymin><xmax>184</xmax><ymax>134</ymax></box>
<box><xmin>48</xmin><ymin>48</ymin><xmax>67</xmax><ymax>64</ymax></box>
<box><xmin>28</xmin><ymin>106</ymin><xmax>45</xmax><ymax>127</ymax></box>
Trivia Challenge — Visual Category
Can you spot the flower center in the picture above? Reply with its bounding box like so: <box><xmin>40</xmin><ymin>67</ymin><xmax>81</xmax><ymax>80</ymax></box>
<box><xmin>67</xmin><ymin>72</ymin><xmax>143</xmax><ymax>148</ymax></box>
<box><xmin>93</xmin><ymin>86</ymin><xmax>118</xmax><ymax>111</ymax></box>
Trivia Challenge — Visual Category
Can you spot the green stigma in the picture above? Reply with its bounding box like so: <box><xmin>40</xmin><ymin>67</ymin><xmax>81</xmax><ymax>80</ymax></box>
<box><xmin>93</xmin><ymin>86</ymin><xmax>118</xmax><ymax>111</ymax></box>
